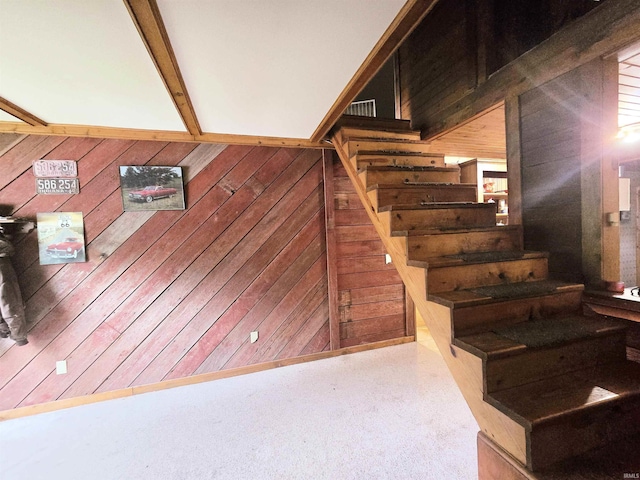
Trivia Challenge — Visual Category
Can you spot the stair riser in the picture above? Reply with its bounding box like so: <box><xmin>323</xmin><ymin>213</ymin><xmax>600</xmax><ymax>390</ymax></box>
<box><xmin>528</xmin><ymin>397</ymin><xmax>640</xmax><ymax>471</ymax></box>
<box><xmin>360</xmin><ymin>169</ymin><xmax>460</xmax><ymax>187</ymax></box>
<box><xmin>371</xmin><ymin>186</ymin><xmax>477</xmax><ymax>211</ymax></box>
<box><xmin>427</xmin><ymin>258</ymin><xmax>549</xmax><ymax>293</ymax></box>
<box><xmin>485</xmin><ymin>333</ymin><xmax>627</xmax><ymax>393</ymax></box>
<box><xmin>357</xmin><ymin>154</ymin><xmax>445</xmax><ymax>169</ymax></box>
<box><xmin>339</xmin><ymin>127</ymin><xmax>421</xmax><ymax>143</ymax></box>
<box><xmin>389</xmin><ymin>206</ymin><xmax>497</xmax><ymax>234</ymax></box>
<box><xmin>348</xmin><ymin>140</ymin><xmax>435</xmax><ymax>157</ymax></box>
<box><xmin>453</xmin><ymin>291</ymin><xmax>584</xmax><ymax>337</ymax></box>
<box><xmin>408</xmin><ymin>227</ymin><xmax>523</xmax><ymax>259</ymax></box>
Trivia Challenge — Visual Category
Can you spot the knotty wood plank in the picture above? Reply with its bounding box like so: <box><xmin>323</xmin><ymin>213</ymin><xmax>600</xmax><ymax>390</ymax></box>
<box><xmin>335</xmin><ymin>224</ymin><xmax>379</xmax><ymax>243</ymax></box>
<box><xmin>339</xmin><ymin>284</ymin><xmax>405</xmax><ymax>306</ymax></box>
<box><xmin>341</xmin><ymin>327</ymin><xmax>407</xmax><ymax>348</ymax></box>
<box><xmin>338</xmin><ymin>269</ymin><xmax>402</xmax><ymax>290</ymax></box>
<box><xmin>335</xmin><ymin>239</ymin><xmax>387</xmax><ymax>257</ymax></box>
<box><xmin>334</xmin><ymin>208</ymin><xmax>371</xmax><ymax>226</ymax></box>
<box><xmin>340</xmin><ymin>313</ymin><xmax>405</xmax><ymax>340</ymax></box>
<box><xmin>336</xmin><ymin>255</ymin><xmax>395</xmax><ymax>275</ymax></box>
<box><xmin>341</xmin><ymin>299</ymin><xmax>404</xmax><ymax>322</ymax></box>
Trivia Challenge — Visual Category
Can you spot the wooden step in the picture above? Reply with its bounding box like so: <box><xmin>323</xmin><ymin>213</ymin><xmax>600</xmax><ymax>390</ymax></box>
<box><xmin>456</xmin><ymin>315</ymin><xmax>628</xmax><ymax>393</ymax></box>
<box><xmin>429</xmin><ymin>280</ymin><xmax>585</xmax><ymax>337</ymax></box>
<box><xmin>424</xmin><ymin>251</ymin><xmax>549</xmax><ymax>293</ymax></box>
<box><xmin>337</xmin><ymin>128</ymin><xmax>423</xmax><ymax>144</ymax></box>
<box><xmin>359</xmin><ymin>165</ymin><xmax>460</xmax><ymax>187</ymax></box>
<box><xmin>407</xmin><ymin>225</ymin><xmax>523</xmax><ymax>259</ymax></box>
<box><xmin>368</xmin><ymin>183</ymin><xmax>477</xmax><ymax>211</ymax></box>
<box><xmin>333</xmin><ymin>115</ymin><xmax>413</xmax><ymax>133</ymax></box>
<box><xmin>478</xmin><ymin>429</ymin><xmax>640</xmax><ymax>480</ymax></box>
<box><xmin>488</xmin><ymin>360</ymin><xmax>640</xmax><ymax>470</ymax></box>
<box><xmin>347</xmin><ymin>138</ymin><xmax>436</xmax><ymax>157</ymax></box>
<box><xmin>356</xmin><ymin>151</ymin><xmax>445</xmax><ymax>168</ymax></box>
<box><xmin>380</xmin><ymin>202</ymin><xmax>497</xmax><ymax>235</ymax></box>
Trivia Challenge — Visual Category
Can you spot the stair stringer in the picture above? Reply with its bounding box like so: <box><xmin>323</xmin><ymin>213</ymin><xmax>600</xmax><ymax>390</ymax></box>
<box><xmin>331</xmin><ymin>139</ymin><xmax>529</xmax><ymax>466</ymax></box>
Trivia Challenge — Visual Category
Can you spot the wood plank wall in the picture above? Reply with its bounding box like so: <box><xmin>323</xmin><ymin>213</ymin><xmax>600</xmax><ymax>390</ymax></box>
<box><xmin>0</xmin><ymin>134</ymin><xmax>330</xmax><ymax>410</ymax></box>
<box><xmin>519</xmin><ymin>69</ymin><xmax>583</xmax><ymax>282</ymax></box>
<box><xmin>329</xmin><ymin>156</ymin><xmax>407</xmax><ymax>347</ymax></box>
<box><xmin>519</xmin><ymin>60</ymin><xmax>613</xmax><ymax>285</ymax></box>
<box><xmin>398</xmin><ymin>0</ymin><xmax>604</xmax><ymax>134</ymax></box>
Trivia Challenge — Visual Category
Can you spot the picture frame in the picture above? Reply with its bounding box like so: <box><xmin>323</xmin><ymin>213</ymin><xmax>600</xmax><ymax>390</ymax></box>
<box><xmin>36</xmin><ymin>212</ymin><xmax>86</xmax><ymax>265</ymax></box>
<box><xmin>119</xmin><ymin>166</ymin><xmax>186</xmax><ymax>211</ymax></box>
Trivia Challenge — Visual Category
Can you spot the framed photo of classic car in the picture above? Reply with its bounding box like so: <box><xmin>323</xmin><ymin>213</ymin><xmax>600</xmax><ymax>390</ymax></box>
<box><xmin>119</xmin><ymin>166</ymin><xmax>185</xmax><ymax>211</ymax></box>
<box><xmin>36</xmin><ymin>212</ymin><xmax>86</xmax><ymax>265</ymax></box>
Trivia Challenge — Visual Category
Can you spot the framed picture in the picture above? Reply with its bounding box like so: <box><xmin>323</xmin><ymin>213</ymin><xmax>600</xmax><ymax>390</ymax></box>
<box><xmin>119</xmin><ymin>166</ymin><xmax>185</xmax><ymax>211</ymax></box>
<box><xmin>36</xmin><ymin>212</ymin><xmax>86</xmax><ymax>265</ymax></box>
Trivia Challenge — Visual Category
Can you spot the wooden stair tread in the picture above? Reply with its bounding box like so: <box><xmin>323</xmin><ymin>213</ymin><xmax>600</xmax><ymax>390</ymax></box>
<box><xmin>357</xmin><ymin>150</ymin><xmax>442</xmax><ymax>158</ymax></box>
<box><xmin>456</xmin><ymin>315</ymin><xmax>628</xmax><ymax>359</ymax></box>
<box><xmin>411</xmin><ymin>250</ymin><xmax>547</xmax><ymax>269</ymax></box>
<box><xmin>359</xmin><ymin>165</ymin><xmax>458</xmax><ymax>173</ymax></box>
<box><xmin>333</xmin><ymin>116</ymin><xmax>413</xmax><ymax>131</ymax></box>
<box><xmin>489</xmin><ymin>360</ymin><xmax>640</xmax><ymax>428</ymax></box>
<box><xmin>401</xmin><ymin>225</ymin><xmax>521</xmax><ymax>237</ymax></box>
<box><xmin>428</xmin><ymin>280</ymin><xmax>583</xmax><ymax>308</ymax></box>
<box><xmin>379</xmin><ymin>202</ymin><xmax>491</xmax><ymax>212</ymax></box>
<box><xmin>367</xmin><ymin>182</ymin><xmax>475</xmax><ymax>192</ymax></box>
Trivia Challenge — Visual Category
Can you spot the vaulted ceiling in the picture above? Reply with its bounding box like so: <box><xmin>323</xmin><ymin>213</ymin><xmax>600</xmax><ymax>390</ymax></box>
<box><xmin>0</xmin><ymin>0</ymin><xmax>434</xmax><ymax>147</ymax></box>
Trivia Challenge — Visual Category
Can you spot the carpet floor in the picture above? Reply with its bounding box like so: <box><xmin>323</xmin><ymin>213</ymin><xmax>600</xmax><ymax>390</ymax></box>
<box><xmin>0</xmin><ymin>332</ymin><xmax>478</xmax><ymax>480</ymax></box>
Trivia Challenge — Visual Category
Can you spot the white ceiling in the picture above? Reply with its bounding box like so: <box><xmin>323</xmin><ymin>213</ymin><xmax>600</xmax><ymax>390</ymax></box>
<box><xmin>0</xmin><ymin>0</ymin><xmax>408</xmax><ymax>140</ymax></box>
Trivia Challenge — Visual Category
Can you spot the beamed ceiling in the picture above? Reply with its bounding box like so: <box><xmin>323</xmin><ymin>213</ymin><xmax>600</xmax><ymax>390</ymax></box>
<box><xmin>0</xmin><ymin>0</ymin><xmax>436</xmax><ymax>147</ymax></box>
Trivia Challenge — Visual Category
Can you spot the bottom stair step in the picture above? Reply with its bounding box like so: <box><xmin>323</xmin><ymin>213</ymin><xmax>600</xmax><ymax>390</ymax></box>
<box><xmin>488</xmin><ymin>360</ymin><xmax>640</xmax><ymax>470</ymax></box>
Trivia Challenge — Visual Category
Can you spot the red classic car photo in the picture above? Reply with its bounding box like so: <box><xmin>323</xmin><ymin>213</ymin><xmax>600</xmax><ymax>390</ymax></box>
<box><xmin>46</xmin><ymin>237</ymin><xmax>84</xmax><ymax>259</ymax></box>
<box><xmin>128</xmin><ymin>185</ymin><xmax>178</xmax><ymax>203</ymax></box>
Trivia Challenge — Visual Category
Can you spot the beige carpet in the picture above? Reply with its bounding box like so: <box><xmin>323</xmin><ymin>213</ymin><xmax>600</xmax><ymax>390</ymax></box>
<box><xmin>0</xmin><ymin>327</ymin><xmax>478</xmax><ymax>479</ymax></box>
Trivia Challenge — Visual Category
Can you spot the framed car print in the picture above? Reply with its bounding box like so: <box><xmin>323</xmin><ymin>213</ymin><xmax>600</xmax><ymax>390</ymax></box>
<box><xmin>36</xmin><ymin>212</ymin><xmax>86</xmax><ymax>265</ymax></box>
<box><xmin>119</xmin><ymin>166</ymin><xmax>185</xmax><ymax>211</ymax></box>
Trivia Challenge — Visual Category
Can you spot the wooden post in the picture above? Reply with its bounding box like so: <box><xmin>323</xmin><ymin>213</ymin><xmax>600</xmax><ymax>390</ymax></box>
<box><xmin>505</xmin><ymin>96</ymin><xmax>522</xmax><ymax>226</ymax></box>
<box><xmin>322</xmin><ymin>149</ymin><xmax>341</xmax><ymax>350</ymax></box>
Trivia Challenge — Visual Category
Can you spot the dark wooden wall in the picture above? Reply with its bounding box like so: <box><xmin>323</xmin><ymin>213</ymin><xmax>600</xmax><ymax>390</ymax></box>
<box><xmin>0</xmin><ymin>134</ymin><xmax>330</xmax><ymax>409</ymax></box>
<box><xmin>329</xmin><ymin>157</ymin><xmax>407</xmax><ymax>347</ymax></box>
<box><xmin>398</xmin><ymin>0</ymin><xmax>605</xmax><ymax>134</ymax></box>
<box><xmin>519</xmin><ymin>69</ymin><xmax>584</xmax><ymax>282</ymax></box>
<box><xmin>520</xmin><ymin>58</ymin><xmax>612</xmax><ymax>285</ymax></box>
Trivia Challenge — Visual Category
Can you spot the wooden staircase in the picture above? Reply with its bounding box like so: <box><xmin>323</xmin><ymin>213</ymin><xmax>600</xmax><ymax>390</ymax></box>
<box><xmin>330</xmin><ymin>117</ymin><xmax>640</xmax><ymax>475</ymax></box>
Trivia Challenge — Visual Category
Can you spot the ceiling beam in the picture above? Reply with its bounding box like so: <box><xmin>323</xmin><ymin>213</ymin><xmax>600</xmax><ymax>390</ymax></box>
<box><xmin>0</xmin><ymin>97</ymin><xmax>47</xmax><ymax>127</ymax></box>
<box><xmin>310</xmin><ymin>0</ymin><xmax>439</xmax><ymax>143</ymax></box>
<box><xmin>124</xmin><ymin>0</ymin><xmax>201</xmax><ymax>136</ymax></box>
<box><xmin>0</xmin><ymin>122</ymin><xmax>332</xmax><ymax>150</ymax></box>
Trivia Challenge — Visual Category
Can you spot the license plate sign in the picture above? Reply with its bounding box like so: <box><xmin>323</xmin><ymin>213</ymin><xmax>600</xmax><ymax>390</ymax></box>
<box><xmin>33</xmin><ymin>160</ymin><xmax>77</xmax><ymax>178</ymax></box>
<box><xmin>36</xmin><ymin>178</ymin><xmax>80</xmax><ymax>195</ymax></box>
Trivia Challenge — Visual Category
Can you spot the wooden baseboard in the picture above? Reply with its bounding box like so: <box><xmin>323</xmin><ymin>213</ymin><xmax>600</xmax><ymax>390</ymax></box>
<box><xmin>0</xmin><ymin>336</ymin><xmax>414</xmax><ymax>422</ymax></box>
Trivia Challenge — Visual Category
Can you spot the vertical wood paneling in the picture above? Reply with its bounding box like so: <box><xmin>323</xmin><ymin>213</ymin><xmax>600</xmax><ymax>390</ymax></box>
<box><xmin>0</xmin><ymin>133</ymin><xmax>330</xmax><ymax>410</ymax></box>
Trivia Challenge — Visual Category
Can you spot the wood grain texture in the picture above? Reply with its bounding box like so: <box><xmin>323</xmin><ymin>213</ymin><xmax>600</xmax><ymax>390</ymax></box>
<box><xmin>328</xmin><ymin>154</ymin><xmax>408</xmax><ymax>347</ymax></box>
<box><xmin>0</xmin><ymin>133</ymin><xmax>331</xmax><ymax>410</ymax></box>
